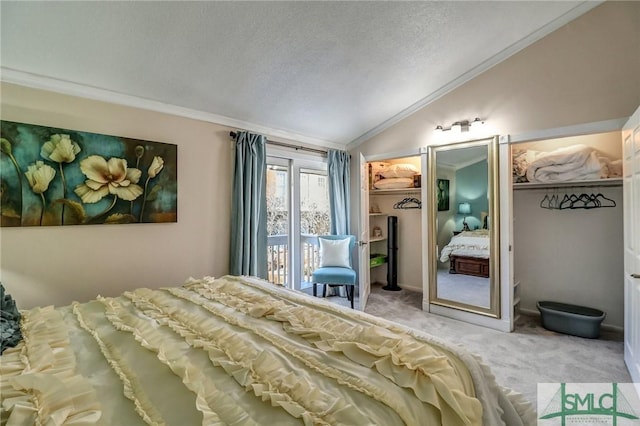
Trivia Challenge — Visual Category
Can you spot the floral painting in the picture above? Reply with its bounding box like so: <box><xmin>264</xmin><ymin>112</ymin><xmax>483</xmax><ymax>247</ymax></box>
<box><xmin>437</xmin><ymin>178</ymin><xmax>449</xmax><ymax>212</ymax></box>
<box><xmin>0</xmin><ymin>120</ymin><xmax>177</xmax><ymax>226</ymax></box>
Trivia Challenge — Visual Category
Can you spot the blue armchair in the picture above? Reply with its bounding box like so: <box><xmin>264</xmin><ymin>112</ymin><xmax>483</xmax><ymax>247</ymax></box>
<box><xmin>312</xmin><ymin>235</ymin><xmax>357</xmax><ymax>309</ymax></box>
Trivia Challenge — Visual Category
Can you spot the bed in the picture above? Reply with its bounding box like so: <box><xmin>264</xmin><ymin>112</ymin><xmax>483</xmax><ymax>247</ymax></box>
<box><xmin>439</xmin><ymin>230</ymin><xmax>490</xmax><ymax>278</ymax></box>
<box><xmin>0</xmin><ymin>275</ymin><xmax>533</xmax><ymax>425</ymax></box>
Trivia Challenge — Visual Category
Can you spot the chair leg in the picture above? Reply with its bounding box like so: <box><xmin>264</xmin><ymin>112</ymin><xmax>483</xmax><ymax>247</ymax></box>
<box><xmin>349</xmin><ymin>286</ymin><xmax>354</xmax><ymax>309</ymax></box>
<box><xmin>322</xmin><ymin>284</ymin><xmax>327</xmax><ymax>297</ymax></box>
<box><xmin>313</xmin><ymin>283</ymin><xmax>317</xmax><ymax>297</ymax></box>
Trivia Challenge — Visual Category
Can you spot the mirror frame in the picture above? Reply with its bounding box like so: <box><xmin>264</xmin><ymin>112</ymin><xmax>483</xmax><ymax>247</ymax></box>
<box><xmin>427</xmin><ymin>136</ymin><xmax>501</xmax><ymax>318</ymax></box>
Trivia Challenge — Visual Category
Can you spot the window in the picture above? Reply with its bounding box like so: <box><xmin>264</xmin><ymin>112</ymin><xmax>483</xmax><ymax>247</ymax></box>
<box><xmin>266</xmin><ymin>153</ymin><xmax>328</xmax><ymax>290</ymax></box>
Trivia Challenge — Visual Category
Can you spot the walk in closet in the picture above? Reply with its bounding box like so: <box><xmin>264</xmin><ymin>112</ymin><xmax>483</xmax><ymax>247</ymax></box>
<box><xmin>367</xmin><ymin>156</ymin><xmax>423</xmax><ymax>292</ymax></box>
<box><xmin>510</xmin><ymin>131</ymin><xmax>624</xmax><ymax>329</ymax></box>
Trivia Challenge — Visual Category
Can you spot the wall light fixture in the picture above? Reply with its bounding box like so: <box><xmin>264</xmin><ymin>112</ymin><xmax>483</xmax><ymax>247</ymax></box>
<box><xmin>435</xmin><ymin>118</ymin><xmax>485</xmax><ymax>133</ymax></box>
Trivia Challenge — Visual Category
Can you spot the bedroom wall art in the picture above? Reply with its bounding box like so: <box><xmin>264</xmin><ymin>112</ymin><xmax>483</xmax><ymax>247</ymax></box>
<box><xmin>0</xmin><ymin>120</ymin><xmax>177</xmax><ymax>227</ymax></box>
<box><xmin>436</xmin><ymin>178</ymin><xmax>449</xmax><ymax>211</ymax></box>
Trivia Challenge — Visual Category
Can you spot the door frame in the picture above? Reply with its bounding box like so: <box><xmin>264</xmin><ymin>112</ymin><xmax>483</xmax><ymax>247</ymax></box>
<box><xmin>357</xmin><ymin>148</ymin><xmax>424</xmax><ymax>311</ymax></box>
<box><xmin>267</xmin><ymin>148</ymin><xmax>328</xmax><ymax>290</ymax></box>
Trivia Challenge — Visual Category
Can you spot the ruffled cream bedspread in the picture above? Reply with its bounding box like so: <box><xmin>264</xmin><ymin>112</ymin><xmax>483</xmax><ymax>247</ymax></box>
<box><xmin>440</xmin><ymin>230</ymin><xmax>490</xmax><ymax>263</ymax></box>
<box><xmin>0</xmin><ymin>275</ymin><xmax>534</xmax><ymax>425</ymax></box>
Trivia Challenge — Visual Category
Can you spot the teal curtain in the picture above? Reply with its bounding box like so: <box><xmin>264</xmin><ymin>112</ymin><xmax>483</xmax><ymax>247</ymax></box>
<box><xmin>229</xmin><ymin>132</ymin><xmax>267</xmax><ymax>278</ymax></box>
<box><xmin>327</xmin><ymin>149</ymin><xmax>351</xmax><ymax>235</ymax></box>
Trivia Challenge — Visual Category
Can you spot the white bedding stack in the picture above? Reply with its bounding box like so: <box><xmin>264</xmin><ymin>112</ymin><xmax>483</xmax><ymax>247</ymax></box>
<box><xmin>513</xmin><ymin>144</ymin><xmax>621</xmax><ymax>184</ymax></box>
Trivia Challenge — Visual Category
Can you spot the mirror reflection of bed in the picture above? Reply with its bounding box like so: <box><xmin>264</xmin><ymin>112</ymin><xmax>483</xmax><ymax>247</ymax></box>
<box><xmin>437</xmin><ymin>228</ymin><xmax>490</xmax><ymax>309</ymax></box>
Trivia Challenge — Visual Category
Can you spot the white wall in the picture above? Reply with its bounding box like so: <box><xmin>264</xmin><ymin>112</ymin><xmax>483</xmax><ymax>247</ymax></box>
<box><xmin>513</xmin><ymin>185</ymin><xmax>623</xmax><ymax>328</ymax></box>
<box><xmin>0</xmin><ymin>83</ymin><xmax>234</xmax><ymax>308</ymax></box>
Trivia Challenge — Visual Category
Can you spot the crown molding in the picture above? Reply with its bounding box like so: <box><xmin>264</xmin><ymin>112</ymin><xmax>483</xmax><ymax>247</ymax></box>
<box><xmin>1</xmin><ymin>67</ymin><xmax>346</xmax><ymax>150</ymax></box>
<box><xmin>346</xmin><ymin>1</ymin><xmax>603</xmax><ymax>151</ymax></box>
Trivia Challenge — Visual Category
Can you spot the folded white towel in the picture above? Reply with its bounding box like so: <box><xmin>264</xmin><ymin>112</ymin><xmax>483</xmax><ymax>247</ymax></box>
<box><xmin>526</xmin><ymin>144</ymin><xmax>606</xmax><ymax>183</ymax></box>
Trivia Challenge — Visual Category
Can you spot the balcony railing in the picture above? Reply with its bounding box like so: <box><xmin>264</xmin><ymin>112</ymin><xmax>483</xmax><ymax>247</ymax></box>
<box><xmin>267</xmin><ymin>234</ymin><xmax>320</xmax><ymax>287</ymax></box>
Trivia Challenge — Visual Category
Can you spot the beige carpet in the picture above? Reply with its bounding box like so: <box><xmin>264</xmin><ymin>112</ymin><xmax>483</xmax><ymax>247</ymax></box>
<box><xmin>322</xmin><ymin>283</ymin><xmax>630</xmax><ymax>407</ymax></box>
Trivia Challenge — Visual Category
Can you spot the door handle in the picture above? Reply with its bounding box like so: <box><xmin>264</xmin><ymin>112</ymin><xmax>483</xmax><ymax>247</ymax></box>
<box><xmin>632</xmin><ymin>273</ymin><xmax>640</xmax><ymax>279</ymax></box>
<box><xmin>358</xmin><ymin>241</ymin><xmax>368</xmax><ymax>246</ymax></box>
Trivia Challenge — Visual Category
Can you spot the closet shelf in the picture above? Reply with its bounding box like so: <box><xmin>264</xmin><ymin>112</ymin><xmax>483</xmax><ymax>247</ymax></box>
<box><xmin>512</xmin><ymin>178</ymin><xmax>622</xmax><ymax>190</ymax></box>
<box><xmin>369</xmin><ymin>212</ymin><xmax>388</xmax><ymax>216</ymax></box>
<box><xmin>370</xmin><ymin>236</ymin><xmax>387</xmax><ymax>242</ymax></box>
<box><xmin>370</xmin><ymin>188</ymin><xmax>421</xmax><ymax>195</ymax></box>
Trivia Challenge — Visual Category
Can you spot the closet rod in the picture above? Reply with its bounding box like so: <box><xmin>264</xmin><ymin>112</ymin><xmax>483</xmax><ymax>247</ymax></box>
<box><xmin>229</xmin><ymin>131</ymin><xmax>328</xmax><ymax>156</ymax></box>
<box><xmin>512</xmin><ymin>179</ymin><xmax>622</xmax><ymax>190</ymax></box>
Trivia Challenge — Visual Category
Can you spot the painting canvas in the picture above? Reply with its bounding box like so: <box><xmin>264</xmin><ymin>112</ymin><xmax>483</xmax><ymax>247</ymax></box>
<box><xmin>0</xmin><ymin>120</ymin><xmax>177</xmax><ymax>227</ymax></box>
<box><xmin>437</xmin><ymin>178</ymin><xmax>449</xmax><ymax>211</ymax></box>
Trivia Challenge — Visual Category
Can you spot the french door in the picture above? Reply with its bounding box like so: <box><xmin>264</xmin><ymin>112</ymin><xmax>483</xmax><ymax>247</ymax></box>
<box><xmin>623</xmin><ymin>106</ymin><xmax>640</xmax><ymax>385</ymax></box>
<box><xmin>358</xmin><ymin>153</ymin><xmax>371</xmax><ymax>310</ymax></box>
<box><xmin>266</xmin><ymin>154</ymin><xmax>329</xmax><ymax>291</ymax></box>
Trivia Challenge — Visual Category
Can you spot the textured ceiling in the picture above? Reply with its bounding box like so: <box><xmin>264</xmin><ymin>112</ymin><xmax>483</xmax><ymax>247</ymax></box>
<box><xmin>1</xmin><ymin>1</ymin><xmax>596</xmax><ymax>147</ymax></box>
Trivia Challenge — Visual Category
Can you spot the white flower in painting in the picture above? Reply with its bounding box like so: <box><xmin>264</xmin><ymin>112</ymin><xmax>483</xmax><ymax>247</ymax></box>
<box><xmin>25</xmin><ymin>161</ymin><xmax>56</xmax><ymax>194</ymax></box>
<box><xmin>74</xmin><ymin>155</ymin><xmax>143</xmax><ymax>203</ymax></box>
<box><xmin>147</xmin><ymin>156</ymin><xmax>164</xmax><ymax>178</ymax></box>
<box><xmin>41</xmin><ymin>134</ymin><xmax>81</xmax><ymax>163</ymax></box>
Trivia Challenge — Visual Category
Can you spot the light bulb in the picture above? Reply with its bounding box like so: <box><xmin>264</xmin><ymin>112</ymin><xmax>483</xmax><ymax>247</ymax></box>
<box><xmin>470</xmin><ymin>118</ymin><xmax>485</xmax><ymax>128</ymax></box>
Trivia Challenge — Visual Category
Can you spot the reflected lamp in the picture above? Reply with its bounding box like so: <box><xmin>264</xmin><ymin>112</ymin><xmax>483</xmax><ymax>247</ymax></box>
<box><xmin>458</xmin><ymin>202</ymin><xmax>471</xmax><ymax>231</ymax></box>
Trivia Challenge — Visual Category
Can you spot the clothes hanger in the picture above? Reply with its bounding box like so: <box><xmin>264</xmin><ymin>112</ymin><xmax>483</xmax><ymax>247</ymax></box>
<box><xmin>403</xmin><ymin>198</ymin><xmax>422</xmax><ymax>209</ymax></box>
<box><xmin>393</xmin><ymin>198</ymin><xmax>409</xmax><ymax>209</ymax></box>
<box><xmin>570</xmin><ymin>193</ymin><xmax>599</xmax><ymax>209</ymax></box>
<box><xmin>593</xmin><ymin>193</ymin><xmax>616</xmax><ymax>208</ymax></box>
<box><xmin>540</xmin><ymin>191</ymin><xmax>563</xmax><ymax>209</ymax></box>
<box><xmin>540</xmin><ymin>192</ymin><xmax>553</xmax><ymax>209</ymax></box>
<box><xmin>393</xmin><ymin>197</ymin><xmax>422</xmax><ymax>209</ymax></box>
<box><xmin>559</xmin><ymin>193</ymin><xmax>579</xmax><ymax>210</ymax></box>
<box><xmin>586</xmin><ymin>193</ymin><xmax>601</xmax><ymax>209</ymax></box>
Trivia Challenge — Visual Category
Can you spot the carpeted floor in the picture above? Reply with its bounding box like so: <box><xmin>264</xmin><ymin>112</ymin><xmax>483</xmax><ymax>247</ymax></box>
<box><xmin>436</xmin><ymin>269</ymin><xmax>490</xmax><ymax>308</ymax></box>
<box><xmin>322</xmin><ymin>283</ymin><xmax>630</xmax><ymax>407</ymax></box>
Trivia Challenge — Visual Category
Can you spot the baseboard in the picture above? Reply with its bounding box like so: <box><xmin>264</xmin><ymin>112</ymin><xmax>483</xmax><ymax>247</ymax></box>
<box><xmin>398</xmin><ymin>283</ymin><xmax>423</xmax><ymax>293</ymax></box>
<box><xmin>371</xmin><ymin>281</ymin><xmax>423</xmax><ymax>293</ymax></box>
<box><xmin>430</xmin><ymin>304</ymin><xmax>512</xmax><ymax>332</ymax></box>
<box><xmin>519</xmin><ymin>307</ymin><xmax>624</xmax><ymax>333</ymax></box>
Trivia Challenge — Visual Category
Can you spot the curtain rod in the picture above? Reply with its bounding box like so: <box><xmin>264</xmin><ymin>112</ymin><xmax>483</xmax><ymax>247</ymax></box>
<box><xmin>229</xmin><ymin>131</ymin><xmax>328</xmax><ymax>156</ymax></box>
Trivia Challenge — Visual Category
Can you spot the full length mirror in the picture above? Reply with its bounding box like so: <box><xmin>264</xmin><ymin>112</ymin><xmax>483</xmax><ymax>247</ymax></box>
<box><xmin>428</xmin><ymin>136</ymin><xmax>500</xmax><ymax>317</ymax></box>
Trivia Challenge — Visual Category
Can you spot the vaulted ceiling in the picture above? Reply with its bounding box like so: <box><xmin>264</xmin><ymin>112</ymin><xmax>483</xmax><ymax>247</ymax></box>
<box><xmin>1</xmin><ymin>1</ymin><xmax>598</xmax><ymax>147</ymax></box>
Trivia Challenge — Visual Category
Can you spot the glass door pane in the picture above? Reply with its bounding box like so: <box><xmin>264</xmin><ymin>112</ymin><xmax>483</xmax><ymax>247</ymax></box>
<box><xmin>266</xmin><ymin>154</ymin><xmax>328</xmax><ymax>291</ymax></box>
<box><xmin>299</xmin><ymin>168</ymin><xmax>330</xmax><ymax>289</ymax></box>
<box><xmin>266</xmin><ymin>163</ymin><xmax>289</xmax><ymax>286</ymax></box>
